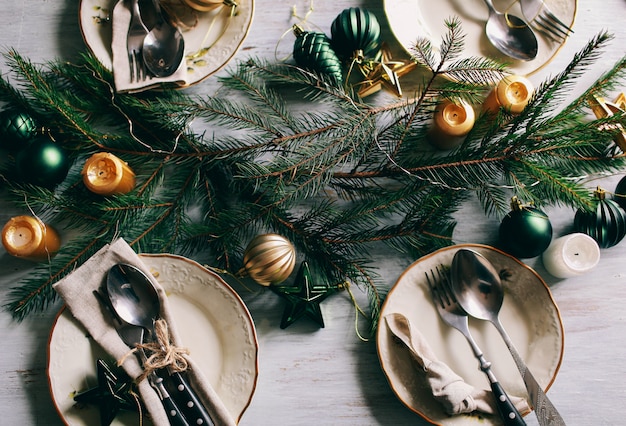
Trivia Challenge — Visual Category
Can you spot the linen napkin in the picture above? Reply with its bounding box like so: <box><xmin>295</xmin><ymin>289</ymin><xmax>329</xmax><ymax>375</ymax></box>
<box><xmin>53</xmin><ymin>238</ymin><xmax>236</xmax><ymax>426</ymax></box>
<box><xmin>384</xmin><ymin>313</ymin><xmax>530</xmax><ymax>416</ymax></box>
<box><xmin>111</xmin><ymin>0</ymin><xmax>188</xmax><ymax>93</ymax></box>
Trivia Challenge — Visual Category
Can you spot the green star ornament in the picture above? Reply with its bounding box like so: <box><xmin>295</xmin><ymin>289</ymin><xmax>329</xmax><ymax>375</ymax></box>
<box><xmin>272</xmin><ymin>261</ymin><xmax>332</xmax><ymax>329</ymax></box>
<box><xmin>74</xmin><ymin>358</ymin><xmax>139</xmax><ymax>426</ymax></box>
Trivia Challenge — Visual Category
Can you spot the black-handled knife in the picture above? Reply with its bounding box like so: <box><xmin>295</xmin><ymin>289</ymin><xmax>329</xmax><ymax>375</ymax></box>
<box><xmin>164</xmin><ymin>370</ymin><xmax>215</xmax><ymax>426</ymax></box>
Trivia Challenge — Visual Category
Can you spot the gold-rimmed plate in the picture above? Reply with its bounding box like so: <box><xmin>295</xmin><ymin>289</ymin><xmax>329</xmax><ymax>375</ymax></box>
<box><xmin>384</xmin><ymin>0</ymin><xmax>577</xmax><ymax>76</ymax></box>
<box><xmin>377</xmin><ymin>244</ymin><xmax>564</xmax><ymax>425</ymax></box>
<box><xmin>47</xmin><ymin>253</ymin><xmax>258</xmax><ymax>425</ymax></box>
<box><xmin>78</xmin><ymin>0</ymin><xmax>254</xmax><ymax>87</ymax></box>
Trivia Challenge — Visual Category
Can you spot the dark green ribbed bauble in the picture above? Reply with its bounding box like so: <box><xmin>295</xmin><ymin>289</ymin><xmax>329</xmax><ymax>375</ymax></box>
<box><xmin>15</xmin><ymin>136</ymin><xmax>70</xmax><ymax>188</ymax></box>
<box><xmin>0</xmin><ymin>110</ymin><xmax>37</xmax><ymax>150</ymax></box>
<box><xmin>499</xmin><ymin>197</ymin><xmax>553</xmax><ymax>258</ymax></box>
<box><xmin>613</xmin><ymin>175</ymin><xmax>626</xmax><ymax>211</ymax></box>
<box><xmin>330</xmin><ymin>7</ymin><xmax>381</xmax><ymax>59</ymax></box>
<box><xmin>293</xmin><ymin>27</ymin><xmax>343</xmax><ymax>84</ymax></box>
<box><xmin>574</xmin><ymin>187</ymin><xmax>626</xmax><ymax>248</ymax></box>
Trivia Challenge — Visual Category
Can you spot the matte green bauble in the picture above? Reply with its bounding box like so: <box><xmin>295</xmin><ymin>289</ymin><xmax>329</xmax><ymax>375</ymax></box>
<box><xmin>15</xmin><ymin>136</ymin><xmax>70</xmax><ymax>188</ymax></box>
<box><xmin>574</xmin><ymin>187</ymin><xmax>626</xmax><ymax>248</ymax></box>
<box><xmin>293</xmin><ymin>27</ymin><xmax>343</xmax><ymax>84</ymax></box>
<box><xmin>613</xmin><ymin>175</ymin><xmax>626</xmax><ymax>211</ymax></box>
<box><xmin>330</xmin><ymin>7</ymin><xmax>381</xmax><ymax>59</ymax></box>
<box><xmin>499</xmin><ymin>197</ymin><xmax>553</xmax><ymax>258</ymax></box>
<box><xmin>0</xmin><ymin>110</ymin><xmax>37</xmax><ymax>150</ymax></box>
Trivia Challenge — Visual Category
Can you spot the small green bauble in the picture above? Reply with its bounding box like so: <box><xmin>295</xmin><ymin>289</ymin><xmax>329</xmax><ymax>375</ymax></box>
<box><xmin>574</xmin><ymin>187</ymin><xmax>626</xmax><ymax>248</ymax></box>
<box><xmin>293</xmin><ymin>26</ymin><xmax>343</xmax><ymax>84</ymax></box>
<box><xmin>0</xmin><ymin>110</ymin><xmax>37</xmax><ymax>150</ymax></box>
<box><xmin>330</xmin><ymin>7</ymin><xmax>381</xmax><ymax>59</ymax></box>
<box><xmin>499</xmin><ymin>197</ymin><xmax>553</xmax><ymax>258</ymax></box>
<box><xmin>15</xmin><ymin>136</ymin><xmax>70</xmax><ymax>188</ymax></box>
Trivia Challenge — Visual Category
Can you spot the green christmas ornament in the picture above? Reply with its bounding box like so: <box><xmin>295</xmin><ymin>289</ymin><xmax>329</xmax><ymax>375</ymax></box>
<box><xmin>15</xmin><ymin>136</ymin><xmax>70</xmax><ymax>188</ymax></box>
<box><xmin>330</xmin><ymin>7</ymin><xmax>381</xmax><ymax>60</ymax></box>
<box><xmin>613</xmin><ymin>175</ymin><xmax>626</xmax><ymax>211</ymax></box>
<box><xmin>574</xmin><ymin>187</ymin><xmax>626</xmax><ymax>248</ymax></box>
<box><xmin>499</xmin><ymin>197</ymin><xmax>553</xmax><ymax>258</ymax></box>
<box><xmin>0</xmin><ymin>110</ymin><xmax>37</xmax><ymax>150</ymax></box>
<box><xmin>292</xmin><ymin>26</ymin><xmax>343</xmax><ymax>84</ymax></box>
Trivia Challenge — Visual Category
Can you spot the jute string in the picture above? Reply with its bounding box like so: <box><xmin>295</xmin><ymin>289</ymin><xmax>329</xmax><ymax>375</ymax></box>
<box><xmin>118</xmin><ymin>319</ymin><xmax>191</xmax><ymax>383</ymax></box>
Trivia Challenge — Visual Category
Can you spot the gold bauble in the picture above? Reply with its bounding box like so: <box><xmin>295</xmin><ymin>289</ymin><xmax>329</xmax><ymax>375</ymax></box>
<box><xmin>243</xmin><ymin>234</ymin><xmax>296</xmax><ymax>286</ymax></box>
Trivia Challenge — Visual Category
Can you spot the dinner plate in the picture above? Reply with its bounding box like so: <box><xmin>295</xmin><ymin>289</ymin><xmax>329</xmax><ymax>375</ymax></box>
<box><xmin>47</xmin><ymin>253</ymin><xmax>258</xmax><ymax>425</ymax></box>
<box><xmin>78</xmin><ymin>0</ymin><xmax>254</xmax><ymax>87</ymax></box>
<box><xmin>384</xmin><ymin>0</ymin><xmax>577</xmax><ymax>76</ymax></box>
<box><xmin>377</xmin><ymin>244</ymin><xmax>564</xmax><ymax>425</ymax></box>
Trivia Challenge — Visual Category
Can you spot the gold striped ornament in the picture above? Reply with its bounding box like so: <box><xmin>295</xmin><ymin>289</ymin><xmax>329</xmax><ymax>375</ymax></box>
<box><xmin>242</xmin><ymin>234</ymin><xmax>296</xmax><ymax>286</ymax></box>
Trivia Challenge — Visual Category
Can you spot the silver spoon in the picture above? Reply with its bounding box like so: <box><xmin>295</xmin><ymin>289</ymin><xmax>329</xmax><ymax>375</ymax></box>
<box><xmin>482</xmin><ymin>0</ymin><xmax>538</xmax><ymax>61</ymax></box>
<box><xmin>142</xmin><ymin>0</ymin><xmax>185</xmax><ymax>77</ymax></box>
<box><xmin>449</xmin><ymin>249</ymin><xmax>565</xmax><ymax>426</ymax></box>
<box><xmin>107</xmin><ymin>263</ymin><xmax>215</xmax><ymax>426</ymax></box>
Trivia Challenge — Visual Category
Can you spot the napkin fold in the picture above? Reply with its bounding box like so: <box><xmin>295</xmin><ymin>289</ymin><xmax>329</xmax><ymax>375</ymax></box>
<box><xmin>53</xmin><ymin>238</ymin><xmax>236</xmax><ymax>426</ymax></box>
<box><xmin>384</xmin><ymin>313</ymin><xmax>530</xmax><ymax>417</ymax></box>
<box><xmin>112</xmin><ymin>0</ymin><xmax>188</xmax><ymax>93</ymax></box>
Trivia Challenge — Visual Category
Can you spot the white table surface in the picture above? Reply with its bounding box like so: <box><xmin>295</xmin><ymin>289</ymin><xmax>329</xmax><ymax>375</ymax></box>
<box><xmin>1</xmin><ymin>0</ymin><xmax>625</xmax><ymax>425</ymax></box>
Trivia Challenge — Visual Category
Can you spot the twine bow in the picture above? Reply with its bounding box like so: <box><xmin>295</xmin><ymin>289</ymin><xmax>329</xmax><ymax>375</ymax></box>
<box><xmin>118</xmin><ymin>319</ymin><xmax>190</xmax><ymax>383</ymax></box>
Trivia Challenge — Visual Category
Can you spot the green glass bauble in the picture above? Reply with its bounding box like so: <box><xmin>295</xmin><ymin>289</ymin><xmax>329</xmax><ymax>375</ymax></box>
<box><xmin>574</xmin><ymin>187</ymin><xmax>626</xmax><ymax>248</ymax></box>
<box><xmin>330</xmin><ymin>7</ymin><xmax>381</xmax><ymax>59</ymax></box>
<box><xmin>613</xmin><ymin>175</ymin><xmax>626</xmax><ymax>211</ymax></box>
<box><xmin>15</xmin><ymin>136</ymin><xmax>70</xmax><ymax>188</ymax></box>
<box><xmin>293</xmin><ymin>27</ymin><xmax>343</xmax><ymax>84</ymax></box>
<box><xmin>499</xmin><ymin>197</ymin><xmax>553</xmax><ymax>258</ymax></box>
<box><xmin>0</xmin><ymin>110</ymin><xmax>37</xmax><ymax>150</ymax></box>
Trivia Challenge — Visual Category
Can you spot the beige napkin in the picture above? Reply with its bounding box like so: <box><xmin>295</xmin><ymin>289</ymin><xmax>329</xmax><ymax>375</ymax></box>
<box><xmin>384</xmin><ymin>313</ymin><xmax>530</xmax><ymax>416</ymax></box>
<box><xmin>53</xmin><ymin>238</ymin><xmax>236</xmax><ymax>426</ymax></box>
<box><xmin>111</xmin><ymin>0</ymin><xmax>188</xmax><ymax>93</ymax></box>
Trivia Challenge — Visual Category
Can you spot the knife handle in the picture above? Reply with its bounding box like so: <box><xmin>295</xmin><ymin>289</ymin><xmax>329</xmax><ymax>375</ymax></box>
<box><xmin>150</xmin><ymin>373</ymin><xmax>191</xmax><ymax>426</ymax></box>
<box><xmin>490</xmin><ymin>380</ymin><xmax>527</xmax><ymax>426</ymax></box>
<box><xmin>164</xmin><ymin>371</ymin><xmax>215</xmax><ymax>426</ymax></box>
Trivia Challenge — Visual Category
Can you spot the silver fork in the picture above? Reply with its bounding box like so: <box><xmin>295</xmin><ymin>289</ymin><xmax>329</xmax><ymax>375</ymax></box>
<box><xmin>127</xmin><ymin>0</ymin><xmax>149</xmax><ymax>82</ymax></box>
<box><xmin>426</xmin><ymin>266</ymin><xmax>527</xmax><ymax>426</ymax></box>
<box><xmin>520</xmin><ymin>0</ymin><xmax>573</xmax><ymax>42</ymax></box>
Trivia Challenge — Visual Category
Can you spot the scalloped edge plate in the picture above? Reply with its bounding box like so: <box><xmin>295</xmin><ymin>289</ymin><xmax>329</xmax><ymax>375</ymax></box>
<box><xmin>48</xmin><ymin>253</ymin><xmax>258</xmax><ymax>425</ymax></box>
<box><xmin>377</xmin><ymin>244</ymin><xmax>564</xmax><ymax>425</ymax></box>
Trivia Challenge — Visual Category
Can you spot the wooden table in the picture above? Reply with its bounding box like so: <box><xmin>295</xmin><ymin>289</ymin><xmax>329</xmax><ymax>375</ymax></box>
<box><xmin>1</xmin><ymin>0</ymin><xmax>625</xmax><ymax>424</ymax></box>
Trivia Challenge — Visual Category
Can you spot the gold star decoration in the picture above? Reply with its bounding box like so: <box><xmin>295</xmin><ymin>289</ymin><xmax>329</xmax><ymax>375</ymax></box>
<box><xmin>356</xmin><ymin>43</ymin><xmax>416</xmax><ymax>98</ymax></box>
<box><xmin>588</xmin><ymin>93</ymin><xmax>626</xmax><ymax>151</ymax></box>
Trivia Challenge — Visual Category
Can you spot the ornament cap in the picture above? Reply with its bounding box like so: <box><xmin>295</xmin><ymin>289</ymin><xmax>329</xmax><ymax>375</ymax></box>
<box><xmin>82</xmin><ymin>152</ymin><xmax>136</xmax><ymax>195</ymax></box>
<box><xmin>2</xmin><ymin>215</ymin><xmax>61</xmax><ymax>261</ymax></box>
<box><xmin>594</xmin><ymin>186</ymin><xmax>607</xmax><ymax>200</ymax></box>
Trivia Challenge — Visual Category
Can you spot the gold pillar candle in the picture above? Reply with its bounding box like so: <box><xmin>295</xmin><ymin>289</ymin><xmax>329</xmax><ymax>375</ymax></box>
<box><xmin>82</xmin><ymin>152</ymin><xmax>136</xmax><ymax>195</ymax></box>
<box><xmin>2</xmin><ymin>215</ymin><xmax>61</xmax><ymax>261</ymax></box>
<box><xmin>483</xmin><ymin>75</ymin><xmax>534</xmax><ymax>114</ymax></box>
<box><xmin>428</xmin><ymin>99</ymin><xmax>475</xmax><ymax>150</ymax></box>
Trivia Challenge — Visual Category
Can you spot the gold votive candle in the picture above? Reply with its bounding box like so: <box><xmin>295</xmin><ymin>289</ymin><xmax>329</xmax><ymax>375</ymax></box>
<box><xmin>82</xmin><ymin>152</ymin><xmax>136</xmax><ymax>196</ymax></box>
<box><xmin>428</xmin><ymin>99</ymin><xmax>475</xmax><ymax>150</ymax></box>
<box><xmin>2</xmin><ymin>215</ymin><xmax>61</xmax><ymax>261</ymax></box>
<box><xmin>483</xmin><ymin>75</ymin><xmax>534</xmax><ymax>114</ymax></box>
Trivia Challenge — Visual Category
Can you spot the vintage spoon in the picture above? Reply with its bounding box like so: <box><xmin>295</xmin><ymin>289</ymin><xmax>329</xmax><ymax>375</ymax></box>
<box><xmin>106</xmin><ymin>263</ymin><xmax>214</xmax><ymax>426</ymax></box>
<box><xmin>142</xmin><ymin>0</ymin><xmax>185</xmax><ymax>77</ymax></box>
<box><xmin>449</xmin><ymin>249</ymin><xmax>565</xmax><ymax>426</ymax></box>
<box><xmin>482</xmin><ymin>0</ymin><xmax>538</xmax><ymax>61</ymax></box>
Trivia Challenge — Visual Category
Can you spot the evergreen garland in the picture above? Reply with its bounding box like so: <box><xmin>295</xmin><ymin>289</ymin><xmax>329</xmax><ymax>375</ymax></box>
<box><xmin>1</xmin><ymin>20</ymin><xmax>625</xmax><ymax>334</ymax></box>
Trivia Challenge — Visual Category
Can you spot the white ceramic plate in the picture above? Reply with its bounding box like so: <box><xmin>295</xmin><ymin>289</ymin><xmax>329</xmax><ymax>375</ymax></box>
<box><xmin>47</xmin><ymin>253</ymin><xmax>258</xmax><ymax>425</ymax></box>
<box><xmin>78</xmin><ymin>0</ymin><xmax>254</xmax><ymax>87</ymax></box>
<box><xmin>384</xmin><ymin>0</ymin><xmax>577</xmax><ymax>76</ymax></box>
<box><xmin>377</xmin><ymin>244</ymin><xmax>564</xmax><ymax>425</ymax></box>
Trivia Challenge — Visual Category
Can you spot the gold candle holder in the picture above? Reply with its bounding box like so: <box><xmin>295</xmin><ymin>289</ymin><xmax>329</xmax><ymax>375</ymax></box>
<box><xmin>483</xmin><ymin>75</ymin><xmax>534</xmax><ymax>114</ymax></box>
<box><xmin>428</xmin><ymin>99</ymin><xmax>475</xmax><ymax>150</ymax></box>
<box><xmin>82</xmin><ymin>152</ymin><xmax>136</xmax><ymax>196</ymax></box>
<box><xmin>2</xmin><ymin>215</ymin><xmax>61</xmax><ymax>261</ymax></box>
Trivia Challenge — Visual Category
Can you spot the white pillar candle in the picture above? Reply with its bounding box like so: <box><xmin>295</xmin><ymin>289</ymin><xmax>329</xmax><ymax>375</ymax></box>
<box><xmin>542</xmin><ymin>233</ymin><xmax>600</xmax><ymax>278</ymax></box>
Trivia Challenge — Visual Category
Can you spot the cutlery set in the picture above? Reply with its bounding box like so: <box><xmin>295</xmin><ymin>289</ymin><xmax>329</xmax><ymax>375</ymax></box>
<box><xmin>95</xmin><ymin>263</ymin><xmax>215</xmax><ymax>426</ymax></box>
<box><xmin>126</xmin><ymin>0</ymin><xmax>185</xmax><ymax>82</ymax></box>
<box><xmin>427</xmin><ymin>249</ymin><xmax>565</xmax><ymax>425</ymax></box>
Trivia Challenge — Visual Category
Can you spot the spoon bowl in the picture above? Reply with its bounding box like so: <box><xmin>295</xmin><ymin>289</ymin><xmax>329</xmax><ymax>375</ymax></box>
<box><xmin>142</xmin><ymin>0</ymin><xmax>185</xmax><ymax>78</ymax></box>
<box><xmin>106</xmin><ymin>263</ymin><xmax>161</xmax><ymax>336</ymax></box>
<box><xmin>483</xmin><ymin>0</ymin><xmax>538</xmax><ymax>61</ymax></box>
